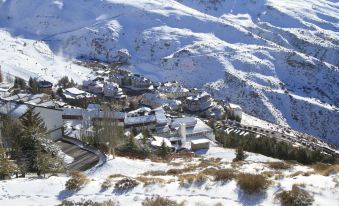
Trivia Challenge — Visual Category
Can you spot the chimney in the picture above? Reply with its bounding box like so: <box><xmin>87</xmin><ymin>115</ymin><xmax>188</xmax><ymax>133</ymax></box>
<box><xmin>179</xmin><ymin>123</ymin><xmax>186</xmax><ymax>143</ymax></box>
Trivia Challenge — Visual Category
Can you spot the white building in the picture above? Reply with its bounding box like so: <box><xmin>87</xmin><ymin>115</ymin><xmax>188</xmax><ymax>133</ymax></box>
<box><xmin>158</xmin><ymin>81</ymin><xmax>189</xmax><ymax>99</ymax></box>
<box><xmin>0</xmin><ymin>83</ymin><xmax>12</xmax><ymax>98</ymax></box>
<box><xmin>228</xmin><ymin>103</ymin><xmax>242</xmax><ymax>120</ymax></box>
<box><xmin>103</xmin><ymin>82</ymin><xmax>126</xmax><ymax>99</ymax></box>
<box><xmin>141</xmin><ymin>91</ymin><xmax>181</xmax><ymax>110</ymax></box>
<box><xmin>183</xmin><ymin>92</ymin><xmax>213</xmax><ymax>112</ymax></box>
<box><xmin>170</xmin><ymin>117</ymin><xmax>215</xmax><ymax>142</ymax></box>
<box><xmin>63</xmin><ymin>87</ymin><xmax>93</xmax><ymax>100</ymax></box>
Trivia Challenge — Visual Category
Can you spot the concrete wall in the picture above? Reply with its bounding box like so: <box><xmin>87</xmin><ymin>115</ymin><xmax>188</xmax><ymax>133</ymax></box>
<box><xmin>34</xmin><ymin>107</ymin><xmax>63</xmax><ymax>140</ymax></box>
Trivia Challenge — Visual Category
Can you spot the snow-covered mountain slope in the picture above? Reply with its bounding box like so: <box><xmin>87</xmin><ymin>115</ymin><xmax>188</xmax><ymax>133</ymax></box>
<box><xmin>0</xmin><ymin>0</ymin><xmax>338</xmax><ymax>145</ymax></box>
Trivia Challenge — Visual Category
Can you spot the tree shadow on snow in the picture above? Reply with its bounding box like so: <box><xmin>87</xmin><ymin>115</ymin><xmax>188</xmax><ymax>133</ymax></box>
<box><xmin>236</xmin><ymin>189</ymin><xmax>267</xmax><ymax>206</ymax></box>
<box><xmin>194</xmin><ymin>149</ymin><xmax>209</xmax><ymax>155</ymax></box>
<box><xmin>57</xmin><ymin>189</ymin><xmax>74</xmax><ymax>200</ymax></box>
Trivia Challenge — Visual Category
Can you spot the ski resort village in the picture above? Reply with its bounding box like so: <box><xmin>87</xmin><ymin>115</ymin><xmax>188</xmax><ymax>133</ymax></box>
<box><xmin>0</xmin><ymin>0</ymin><xmax>338</xmax><ymax>205</ymax></box>
<box><xmin>0</xmin><ymin>60</ymin><xmax>338</xmax><ymax>206</ymax></box>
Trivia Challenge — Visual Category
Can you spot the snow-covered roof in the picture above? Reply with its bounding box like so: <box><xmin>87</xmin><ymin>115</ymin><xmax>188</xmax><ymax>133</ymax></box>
<box><xmin>0</xmin><ymin>100</ymin><xmax>29</xmax><ymax>118</ymax></box>
<box><xmin>63</xmin><ymin>108</ymin><xmax>83</xmax><ymax>116</ymax></box>
<box><xmin>185</xmin><ymin>118</ymin><xmax>213</xmax><ymax>135</ymax></box>
<box><xmin>124</xmin><ymin>115</ymin><xmax>156</xmax><ymax>126</ymax></box>
<box><xmin>158</xmin><ymin>82</ymin><xmax>189</xmax><ymax>93</ymax></box>
<box><xmin>171</xmin><ymin>117</ymin><xmax>197</xmax><ymax>128</ymax></box>
<box><xmin>191</xmin><ymin>139</ymin><xmax>210</xmax><ymax>145</ymax></box>
<box><xmin>229</xmin><ymin>103</ymin><xmax>242</xmax><ymax>110</ymax></box>
<box><xmin>128</xmin><ymin>107</ymin><xmax>152</xmax><ymax>116</ymax></box>
<box><xmin>65</xmin><ymin>87</ymin><xmax>86</xmax><ymax>95</ymax></box>
<box><xmin>134</xmin><ymin>133</ymin><xmax>144</xmax><ymax>140</ymax></box>
<box><xmin>153</xmin><ymin>107</ymin><xmax>167</xmax><ymax>125</ymax></box>
<box><xmin>186</xmin><ymin>91</ymin><xmax>210</xmax><ymax>101</ymax></box>
<box><xmin>151</xmin><ymin>136</ymin><xmax>172</xmax><ymax>148</ymax></box>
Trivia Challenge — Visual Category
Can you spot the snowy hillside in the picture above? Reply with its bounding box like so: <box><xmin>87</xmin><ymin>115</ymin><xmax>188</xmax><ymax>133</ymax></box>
<box><xmin>1</xmin><ymin>146</ymin><xmax>338</xmax><ymax>205</ymax></box>
<box><xmin>0</xmin><ymin>0</ymin><xmax>338</xmax><ymax>145</ymax></box>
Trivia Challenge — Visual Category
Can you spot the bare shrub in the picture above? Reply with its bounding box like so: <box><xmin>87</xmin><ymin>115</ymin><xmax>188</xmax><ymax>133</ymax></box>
<box><xmin>198</xmin><ymin>158</ymin><xmax>222</xmax><ymax>168</ymax></box>
<box><xmin>109</xmin><ymin>174</ymin><xmax>126</xmax><ymax>179</ymax></box>
<box><xmin>276</xmin><ymin>184</ymin><xmax>314</xmax><ymax>206</ymax></box>
<box><xmin>65</xmin><ymin>171</ymin><xmax>89</xmax><ymax>192</ymax></box>
<box><xmin>289</xmin><ymin>171</ymin><xmax>314</xmax><ymax>177</ymax></box>
<box><xmin>312</xmin><ymin>163</ymin><xmax>339</xmax><ymax>176</ymax></box>
<box><xmin>101</xmin><ymin>178</ymin><xmax>113</xmax><ymax>190</ymax></box>
<box><xmin>142</xmin><ymin>170</ymin><xmax>167</xmax><ymax>176</ymax></box>
<box><xmin>200</xmin><ymin>168</ymin><xmax>237</xmax><ymax>183</ymax></box>
<box><xmin>212</xmin><ymin>169</ymin><xmax>237</xmax><ymax>183</ymax></box>
<box><xmin>166</xmin><ymin>167</ymin><xmax>195</xmax><ymax>176</ymax></box>
<box><xmin>59</xmin><ymin>199</ymin><xmax>119</xmax><ymax>206</ymax></box>
<box><xmin>268</xmin><ymin>162</ymin><xmax>291</xmax><ymax>170</ymax></box>
<box><xmin>178</xmin><ymin>173</ymin><xmax>207</xmax><ymax>187</ymax></box>
<box><xmin>114</xmin><ymin>178</ymin><xmax>139</xmax><ymax>192</ymax></box>
<box><xmin>136</xmin><ymin>176</ymin><xmax>165</xmax><ymax>186</ymax></box>
<box><xmin>142</xmin><ymin>195</ymin><xmax>185</xmax><ymax>206</ymax></box>
<box><xmin>237</xmin><ymin>173</ymin><xmax>270</xmax><ymax>194</ymax></box>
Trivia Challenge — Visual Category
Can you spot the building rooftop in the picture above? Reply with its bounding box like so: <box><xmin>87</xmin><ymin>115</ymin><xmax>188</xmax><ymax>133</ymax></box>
<box><xmin>171</xmin><ymin>117</ymin><xmax>197</xmax><ymax>128</ymax></box>
<box><xmin>124</xmin><ymin>115</ymin><xmax>156</xmax><ymax>126</ymax></box>
<box><xmin>38</xmin><ymin>80</ymin><xmax>53</xmax><ymax>88</ymax></box>
<box><xmin>0</xmin><ymin>100</ymin><xmax>29</xmax><ymax>118</ymax></box>
<box><xmin>65</xmin><ymin>87</ymin><xmax>86</xmax><ymax>95</ymax></box>
<box><xmin>229</xmin><ymin>103</ymin><xmax>242</xmax><ymax>110</ymax></box>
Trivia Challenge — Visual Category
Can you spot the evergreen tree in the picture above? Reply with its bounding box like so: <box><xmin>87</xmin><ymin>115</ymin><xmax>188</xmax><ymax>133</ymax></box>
<box><xmin>0</xmin><ymin>147</ymin><xmax>17</xmax><ymax>180</ymax></box>
<box><xmin>158</xmin><ymin>139</ymin><xmax>170</xmax><ymax>159</ymax></box>
<box><xmin>233</xmin><ymin>147</ymin><xmax>247</xmax><ymax>162</ymax></box>
<box><xmin>58</xmin><ymin>76</ymin><xmax>76</xmax><ymax>89</ymax></box>
<box><xmin>28</xmin><ymin>77</ymin><xmax>39</xmax><ymax>94</ymax></box>
<box><xmin>142</xmin><ymin>128</ymin><xmax>149</xmax><ymax>145</ymax></box>
<box><xmin>14</xmin><ymin>77</ymin><xmax>26</xmax><ymax>90</ymax></box>
<box><xmin>20</xmin><ymin>108</ymin><xmax>63</xmax><ymax>176</ymax></box>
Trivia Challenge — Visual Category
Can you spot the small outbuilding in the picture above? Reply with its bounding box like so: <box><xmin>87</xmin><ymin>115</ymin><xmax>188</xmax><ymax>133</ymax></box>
<box><xmin>190</xmin><ymin>139</ymin><xmax>210</xmax><ymax>151</ymax></box>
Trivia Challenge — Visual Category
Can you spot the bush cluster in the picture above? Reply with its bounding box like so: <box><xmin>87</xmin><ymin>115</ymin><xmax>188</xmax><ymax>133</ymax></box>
<box><xmin>114</xmin><ymin>178</ymin><xmax>139</xmax><ymax>192</ymax></box>
<box><xmin>142</xmin><ymin>195</ymin><xmax>185</xmax><ymax>206</ymax></box>
<box><xmin>59</xmin><ymin>199</ymin><xmax>118</xmax><ymax>206</ymax></box>
<box><xmin>236</xmin><ymin>173</ymin><xmax>270</xmax><ymax>194</ymax></box>
<box><xmin>212</xmin><ymin>169</ymin><xmax>237</xmax><ymax>183</ymax></box>
<box><xmin>116</xmin><ymin>136</ymin><xmax>150</xmax><ymax>159</ymax></box>
<box><xmin>268</xmin><ymin>162</ymin><xmax>291</xmax><ymax>170</ymax></box>
<box><xmin>276</xmin><ymin>184</ymin><xmax>314</xmax><ymax>206</ymax></box>
<box><xmin>65</xmin><ymin>171</ymin><xmax>89</xmax><ymax>192</ymax></box>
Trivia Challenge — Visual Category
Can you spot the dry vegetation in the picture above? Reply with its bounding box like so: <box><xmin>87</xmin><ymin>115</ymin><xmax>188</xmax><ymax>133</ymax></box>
<box><xmin>136</xmin><ymin>176</ymin><xmax>166</xmax><ymax>187</ymax></box>
<box><xmin>101</xmin><ymin>178</ymin><xmax>113</xmax><ymax>190</ymax></box>
<box><xmin>197</xmin><ymin>158</ymin><xmax>222</xmax><ymax>168</ymax></box>
<box><xmin>109</xmin><ymin>174</ymin><xmax>126</xmax><ymax>179</ymax></box>
<box><xmin>312</xmin><ymin>163</ymin><xmax>339</xmax><ymax>176</ymax></box>
<box><xmin>236</xmin><ymin>173</ymin><xmax>270</xmax><ymax>194</ymax></box>
<box><xmin>267</xmin><ymin>162</ymin><xmax>291</xmax><ymax>170</ymax></box>
<box><xmin>65</xmin><ymin>171</ymin><xmax>90</xmax><ymax>192</ymax></box>
<box><xmin>142</xmin><ymin>170</ymin><xmax>168</xmax><ymax>176</ymax></box>
<box><xmin>178</xmin><ymin>173</ymin><xmax>207</xmax><ymax>187</ymax></box>
<box><xmin>114</xmin><ymin>178</ymin><xmax>139</xmax><ymax>192</ymax></box>
<box><xmin>142</xmin><ymin>195</ymin><xmax>185</xmax><ymax>206</ymax></box>
<box><xmin>59</xmin><ymin>199</ymin><xmax>119</xmax><ymax>206</ymax></box>
<box><xmin>289</xmin><ymin>171</ymin><xmax>314</xmax><ymax>177</ymax></box>
<box><xmin>276</xmin><ymin>184</ymin><xmax>314</xmax><ymax>206</ymax></box>
<box><xmin>201</xmin><ymin>168</ymin><xmax>237</xmax><ymax>183</ymax></box>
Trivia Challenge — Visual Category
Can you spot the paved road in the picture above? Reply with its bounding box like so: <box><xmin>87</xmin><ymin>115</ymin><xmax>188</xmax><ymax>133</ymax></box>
<box><xmin>57</xmin><ymin>140</ymin><xmax>99</xmax><ymax>171</ymax></box>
